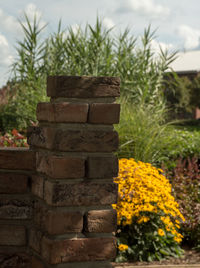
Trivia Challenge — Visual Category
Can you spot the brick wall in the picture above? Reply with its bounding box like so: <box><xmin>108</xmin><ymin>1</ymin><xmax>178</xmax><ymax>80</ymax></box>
<box><xmin>0</xmin><ymin>148</ymin><xmax>35</xmax><ymax>267</ymax></box>
<box><xmin>0</xmin><ymin>76</ymin><xmax>120</xmax><ymax>268</ymax></box>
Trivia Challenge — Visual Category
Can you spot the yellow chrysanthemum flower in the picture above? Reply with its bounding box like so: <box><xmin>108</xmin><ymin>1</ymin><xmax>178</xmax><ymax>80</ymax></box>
<box><xmin>118</xmin><ymin>244</ymin><xmax>129</xmax><ymax>251</ymax></box>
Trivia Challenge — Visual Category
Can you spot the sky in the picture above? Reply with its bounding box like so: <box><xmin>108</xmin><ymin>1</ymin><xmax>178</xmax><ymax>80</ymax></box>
<box><xmin>0</xmin><ymin>0</ymin><xmax>200</xmax><ymax>86</ymax></box>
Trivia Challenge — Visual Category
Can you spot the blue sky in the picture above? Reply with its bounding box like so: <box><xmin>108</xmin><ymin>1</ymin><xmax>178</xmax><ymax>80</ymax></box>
<box><xmin>0</xmin><ymin>0</ymin><xmax>200</xmax><ymax>86</ymax></box>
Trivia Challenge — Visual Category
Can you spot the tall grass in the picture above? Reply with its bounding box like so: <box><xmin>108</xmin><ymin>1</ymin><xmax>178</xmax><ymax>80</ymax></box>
<box><xmin>0</xmin><ymin>13</ymin><xmax>178</xmax><ymax>164</ymax></box>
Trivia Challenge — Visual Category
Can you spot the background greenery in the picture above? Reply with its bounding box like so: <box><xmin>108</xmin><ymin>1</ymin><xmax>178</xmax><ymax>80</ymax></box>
<box><xmin>0</xmin><ymin>13</ymin><xmax>200</xmax><ymax>255</ymax></box>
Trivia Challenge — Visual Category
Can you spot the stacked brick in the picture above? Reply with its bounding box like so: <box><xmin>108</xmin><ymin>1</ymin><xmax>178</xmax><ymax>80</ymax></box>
<box><xmin>28</xmin><ymin>76</ymin><xmax>120</xmax><ymax>268</ymax></box>
<box><xmin>0</xmin><ymin>148</ymin><xmax>35</xmax><ymax>267</ymax></box>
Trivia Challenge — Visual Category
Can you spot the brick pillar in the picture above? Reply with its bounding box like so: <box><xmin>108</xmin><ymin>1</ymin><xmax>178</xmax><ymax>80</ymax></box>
<box><xmin>28</xmin><ymin>76</ymin><xmax>120</xmax><ymax>268</ymax></box>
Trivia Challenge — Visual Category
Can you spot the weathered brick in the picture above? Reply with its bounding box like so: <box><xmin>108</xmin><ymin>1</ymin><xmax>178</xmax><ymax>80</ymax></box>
<box><xmin>34</xmin><ymin>202</ymin><xmax>83</xmax><ymax>234</ymax></box>
<box><xmin>87</xmin><ymin>156</ymin><xmax>118</xmax><ymax>179</ymax></box>
<box><xmin>0</xmin><ymin>148</ymin><xmax>35</xmax><ymax>170</ymax></box>
<box><xmin>0</xmin><ymin>225</ymin><xmax>26</xmax><ymax>246</ymax></box>
<box><xmin>0</xmin><ymin>198</ymin><xmax>32</xmax><ymax>219</ymax></box>
<box><xmin>31</xmin><ymin>256</ymin><xmax>46</xmax><ymax>268</ymax></box>
<box><xmin>47</xmin><ymin>76</ymin><xmax>120</xmax><ymax>98</ymax></box>
<box><xmin>37</xmin><ymin>153</ymin><xmax>85</xmax><ymax>178</ymax></box>
<box><xmin>37</xmin><ymin>102</ymin><xmax>89</xmax><ymax>123</ymax></box>
<box><xmin>29</xmin><ymin>228</ymin><xmax>43</xmax><ymax>253</ymax></box>
<box><xmin>41</xmin><ymin>236</ymin><xmax>116</xmax><ymax>264</ymax></box>
<box><xmin>84</xmin><ymin>210</ymin><xmax>117</xmax><ymax>233</ymax></box>
<box><xmin>0</xmin><ymin>173</ymin><xmax>28</xmax><ymax>194</ymax></box>
<box><xmin>28</xmin><ymin>127</ymin><xmax>119</xmax><ymax>152</ymax></box>
<box><xmin>88</xmin><ymin>103</ymin><xmax>120</xmax><ymax>124</ymax></box>
<box><xmin>0</xmin><ymin>252</ymin><xmax>31</xmax><ymax>268</ymax></box>
<box><xmin>32</xmin><ymin>175</ymin><xmax>44</xmax><ymax>199</ymax></box>
<box><xmin>44</xmin><ymin>181</ymin><xmax>118</xmax><ymax>206</ymax></box>
<box><xmin>27</xmin><ymin>126</ymin><xmax>55</xmax><ymax>149</ymax></box>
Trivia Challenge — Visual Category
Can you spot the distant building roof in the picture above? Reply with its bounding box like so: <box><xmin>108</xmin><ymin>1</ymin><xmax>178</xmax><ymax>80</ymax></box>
<box><xmin>170</xmin><ymin>50</ymin><xmax>200</xmax><ymax>73</ymax></box>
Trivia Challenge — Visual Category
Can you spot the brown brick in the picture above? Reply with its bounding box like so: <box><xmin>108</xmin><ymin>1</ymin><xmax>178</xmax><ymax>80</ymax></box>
<box><xmin>41</xmin><ymin>236</ymin><xmax>116</xmax><ymax>264</ymax></box>
<box><xmin>28</xmin><ymin>127</ymin><xmax>119</xmax><ymax>152</ymax></box>
<box><xmin>0</xmin><ymin>225</ymin><xmax>26</xmax><ymax>246</ymax></box>
<box><xmin>0</xmin><ymin>253</ymin><xmax>31</xmax><ymax>268</ymax></box>
<box><xmin>34</xmin><ymin>202</ymin><xmax>83</xmax><ymax>234</ymax></box>
<box><xmin>37</xmin><ymin>153</ymin><xmax>85</xmax><ymax>178</ymax></box>
<box><xmin>84</xmin><ymin>210</ymin><xmax>117</xmax><ymax>233</ymax></box>
<box><xmin>0</xmin><ymin>198</ymin><xmax>32</xmax><ymax>219</ymax></box>
<box><xmin>44</xmin><ymin>181</ymin><xmax>118</xmax><ymax>206</ymax></box>
<box><xmin>31</xmin><ymin>256</ymin><xmax>46</xmax><ymax>268</ymax></box>
<box><xmin>0</xmin><ymin>148</ymin><xmax>35</xmax><ymax>170</ymax></box>
<box><xmin>29</xmin><ymin>228</ymin><xmax>43</xmax><ymax>253</ymax></box>
<box><xmin>87</xmin><ymin>156</ymin><xmax>118</xmax><ymax>178</ymax></box>
<box><xmin>36</xmin><ymin>102</ymin><xmax>54</xmax><ymax>122</ymax></box>
<box><xmin>0</xmin><ymin>173</ymin><xmax>28</xmax><ymax>194</ymax></box>
<box><xmin>47</xmin><ymin>76</ymin><xmax>120</xmax><ymax>98</ymax></box>
<box><xmin>32</xmin><ymin>175</ymin><xmax>44</xmax><ymax>199</ymax></box>
<box><xmin>37</xmin><ymin>102</ymin><xmax>89</xmax><ymax>123</ymax></box>
<box><xmin>88</xmin><ymin>103</ymin><xmax>120</xmax><ymax>124</ymax></box>
<box><xmin>27</xmin><ymin>126</ymin><xmax>56</xmax><ymax>149</ymax></box>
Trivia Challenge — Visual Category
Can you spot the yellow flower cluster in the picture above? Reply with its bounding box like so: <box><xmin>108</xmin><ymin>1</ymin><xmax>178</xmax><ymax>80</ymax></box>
<box><xmin>118</xmin><ymin>244</ymin><xmax>129</xmax><ymax>251</ymax></box>
<box><xmin>113</xmin><ymin>158</ymin><xmax>185</xmax><ymax>243</ymax></box>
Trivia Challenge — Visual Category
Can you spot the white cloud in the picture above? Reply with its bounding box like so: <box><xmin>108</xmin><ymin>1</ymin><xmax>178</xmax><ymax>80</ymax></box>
<box><xmin>0</xmin><ymin>9</ymin><xmax>20</xmax><ymax>34</ymax></box>
<box><xmin>19</xmin><ymin>3</ymin><xmax>46</xmax><ymax>30</ymax></box>
<box><xmin>102</xmin><ymin>17</ymin><xmax>115</xmax><ymax>30</ymax></box>
<box><xmin>150</xmin><ymin>39</ymin><xmax>174</xmax><ymax>53</ymax></box>
<box><xmin>0</xmin><ymin>34</ymin><xmax>13</xmax><ymax>67</ymax></box>
<box><xmin>116</xmin><ymin>0</ymin><xmax>170</xmax><ymax>19</ymax></box>
<box><xmin>177</xmin><ymin>25</ymin><xmax>200</xmax><ymax>50</ymax></box>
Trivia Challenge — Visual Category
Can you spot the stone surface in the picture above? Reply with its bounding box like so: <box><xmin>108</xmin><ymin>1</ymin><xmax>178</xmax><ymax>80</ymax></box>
<box><xmin>44</xmin><ymin>181</ymin><xmax>118</xmax><ymax>206</ymax></box>
<box><xmin>31</xmin><ymin>175</ymin><xmax>44</xmax><ymax>199</ymax></box>
<box><xmin>0</xmin><ymin>252</ymin><xmax>31</xmax><ymax>268</ymax></box>
<box><xmin>31</xmin><ymin>256</ymin><xmax>46</xmax><ymax>268</ymax></box>
<box><xmin>0</xmin><ymin>198</ymin><xmax>32</xmax><ymax>219</ymax></box>
<box><xmin>41</xmin><ymin>236</ymin><xmax>116</xmax><ymax>264</ymax></box>
<box><xmin>47</xmin><ymin>76</ymin><xmax>120</xmax><ymax>98</ymax></box>
<box><xmin>84</xmin><ymin>209</ymin><xmax>117</xmax><ymax>233</ymax></box>
<box><xmin>0</xmin><ymin>225</ymin><xmax>26</xmax><ymax>246</ymax></box>
<box><xmin>87</xmin><ymin>156</ymin><xmax>118</xmax><ymax>178</ymax></box>
<box><xmin>29</xmin><ymin>228</ymin><xmax>43</xmax><ymax>253</ymax></box>
<box><xmin>28</xmin><ymin>127</ymin><xmax>119</xmax><ymax>152</ymax></box>
<box><xmin>0</xmin><ymin>148</ymin><xmax>35</xmax><ymax>170</ymax></box>
<box><xmin>88</xmin><ymin>103</ymin><xmax>120</xmax><ymax>124</ymax></box>
<box><xmin>34</xmin><ymin>202</ymin><xmax>83</xmax><ymax>234</ymax></box>
<box><xmin>0</xmin><ymin>173</ymin><xmax>28</xmax><ymax>194</ymax></box>
<box><xmin>37</xmin><ymin>102</ymin><xmax>89</xmax><ymax>123</ymax></box>
<box><xmin>36</xmin><ymin>153</ymin><xmax>85</xmax><ymax>178</ymax></box>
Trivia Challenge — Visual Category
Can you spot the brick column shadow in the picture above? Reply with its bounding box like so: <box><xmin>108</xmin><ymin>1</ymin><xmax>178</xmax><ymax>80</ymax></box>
<box><xmin>28</xmin><ymin>76</ymin><xmax>120</xmax><ymax>268</ymax></box>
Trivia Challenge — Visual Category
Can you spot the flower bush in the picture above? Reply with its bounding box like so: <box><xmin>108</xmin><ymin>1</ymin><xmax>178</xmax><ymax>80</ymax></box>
<box><xmin>0</xmin><ymin>129</ymin><xmax>28</xmax><ymax>147</ymax></box>
<box><xmin>164</xmin><ymin>157</ymin><xmax>200</xmax><ymax>250</ymax></box>
<box><xmin>113</xmin><ymin>158</ymin><xmax>185</xmax><ymax>262</ymax></box>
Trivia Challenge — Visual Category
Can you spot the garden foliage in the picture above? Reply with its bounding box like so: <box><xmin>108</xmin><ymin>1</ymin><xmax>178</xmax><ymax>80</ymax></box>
<box><xmin>164</xmin><ymin>157</ymin><xmax>200</xmax><ymax>250</ymax></box>
<box><xmin>113</xmin><ymin>158</ymin><xmax>185</xmax><ymax>262</ymax></box>
<box><xmin>0</xmin><ymin>129</ymin><xmax>28</xmax><ymax>147</ymax></box>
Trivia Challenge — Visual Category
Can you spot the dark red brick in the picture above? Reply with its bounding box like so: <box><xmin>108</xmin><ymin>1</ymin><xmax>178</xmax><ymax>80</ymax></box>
<box><xmin>0</xmin><ymin>173</ymin><xmax>28</xmax><ymax>194</ymax></box>
<box><xmin>41</xmin><ymin>236</ymin><xmax>116</xmax><ymax>264</ymax></box>
<box><xmin>37</xmin><ymin>153</ymin><xmax>85</xmax><ymax>178</ymax></box>
<box><xmin>84</xmin><ymin>209</ymin><xmax>117</xmax><ymax>233</ymax></box>
<box><xmin>28</xmin><ymin>127</ymin><xmax>119</xmax><ymax>152</ymax></box>
<box><xmin>0</xmin><ymin>198</ymin><xmax>32</xmax><ymax>219</ymax></box>
<box><xmin>47</xmin><ymin>76</ymin><xmax>120</xmax><ymax>98</ymax></box>
<box><xmin>44</xmin><ymin>181</ymin><xmax>118</xmax><ymax>206</ymax></box>
<box><xmin>0</xmin><ymin>148</ymin><xmax>35</xmax><ymax>170</ymax></box>
<box><xmin>0</xmin><ymin>225</ymin><xmax>26</xmax><ymax>246</ymax></box>
<box><xmin>88</xmin><ymin>103</ymin><xmax>120</xmax><ymax>124</ymax></box>
<box><xmin>29</xmin><ymin>228</ymin><xmax>43</xmax><ymax>253</ymax></box>
<box><xmin>37</xmin><ymin>102</ymin><xmax>89</xmax><ymax>123</ymax></box>
<box><xmin>34</xmin><ymin>202</ymin><xmax>83</xmax><ymax>234</ymax></box>
<box><xmin>87</xmin><ymin>156</ymin><xmax>118</xmax><ymax>178</ymax></box>
<box><xmin>31</xmin><ymin>175</ymin><xmax>44</xmax><ymax>199</ymax></box>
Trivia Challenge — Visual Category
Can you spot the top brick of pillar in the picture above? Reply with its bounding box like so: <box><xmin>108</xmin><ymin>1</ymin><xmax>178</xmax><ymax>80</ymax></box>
<box><xmin>47</xmin><ymin>76</ymin><xmax>120</xmax><ymax>98</ymax></box>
